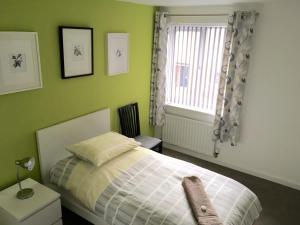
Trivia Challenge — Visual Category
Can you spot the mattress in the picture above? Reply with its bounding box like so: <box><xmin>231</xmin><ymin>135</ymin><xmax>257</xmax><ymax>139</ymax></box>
<box><xmin>50</xmin><ymin>147</ymin><xmax>262</xmax><ymax>225</ymax></box>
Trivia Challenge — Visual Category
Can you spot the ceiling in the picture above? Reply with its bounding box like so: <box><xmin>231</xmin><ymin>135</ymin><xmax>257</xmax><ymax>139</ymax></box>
<box><xmin>117</xmin><ymin>0</ymin><xmax>274</xmax><ymax>6</ymax></box>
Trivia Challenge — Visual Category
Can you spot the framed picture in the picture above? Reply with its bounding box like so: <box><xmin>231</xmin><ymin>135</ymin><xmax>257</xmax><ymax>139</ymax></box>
<box><xmin>107</xmin><ymin>33</ymin><xmax>129</xmax><ymax>76</ymax></box>
<box><xmin>0</xmin><ymin>32</ymin><xmax>42</xmax><ymax>95</ymax></box>
<box><xmin>59</xmin><ymin>26</ymin><xmax>93</xmax><ymax>79</ymax></box>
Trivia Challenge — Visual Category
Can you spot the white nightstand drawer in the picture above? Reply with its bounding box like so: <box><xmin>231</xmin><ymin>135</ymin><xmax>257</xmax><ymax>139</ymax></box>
<box><xmin>19</xmin><ymin>199</ymin><xmax>61</xmax><ymax>225</ymax></box>
<box><xmin>0</xmin><ymin>199</ymin><xmax>61</xmax><ymax>225</ymax></box>
<box><xmin>52</xmin><ymin>219</ymin><xmax>63</xmax><ymax>225</ymax></box>
<box><xmin>0</xmin><ymin>179</ymin><xmax>62</xmax><ymax>225</ymax></box>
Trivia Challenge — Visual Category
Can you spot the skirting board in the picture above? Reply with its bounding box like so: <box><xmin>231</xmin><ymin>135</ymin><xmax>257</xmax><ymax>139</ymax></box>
<box><xmin>163</xmin><ymin>142</ymin><xmax>300</xmax><ymax>191</ymax></box>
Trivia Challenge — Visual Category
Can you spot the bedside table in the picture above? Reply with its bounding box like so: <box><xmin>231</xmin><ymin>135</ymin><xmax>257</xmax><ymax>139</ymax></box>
<box><xmin>0</xmin><ymin>178</ymin><xmax>62</xmax><ymax>225</ymax></box>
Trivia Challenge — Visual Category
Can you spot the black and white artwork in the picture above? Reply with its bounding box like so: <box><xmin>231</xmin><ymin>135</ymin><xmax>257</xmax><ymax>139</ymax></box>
<box><xmin>0</xmin><ymin>32</ymin><xmax>42</xmax><ymax>95</ymax></box>
<box><xmin>72</xmin><ymin>44</ymin><xmax>85</xmax><ymax>61</ymax></box>
<box><xmin>107</xmin><ymin>33</ymin><xmax>129</xmax><ymax>76</ymax></box>
<box><xmin>116</xmin><ymin>49</ymin><xmax>122</xmax><ymax>57</ymax></box>
<box><xmin>10</xmin><ymin>53</ymin><xmax>27</xmax><ymax>72</ymax></box>
<box><xmin>59</xmin><ymin>27</ymin><xmax>93</xmax><ymax>79</ymax></box>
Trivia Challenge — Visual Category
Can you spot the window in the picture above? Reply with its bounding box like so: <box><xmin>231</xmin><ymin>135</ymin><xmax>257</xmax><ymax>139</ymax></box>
<box><xmin>165</xmin><ymin>24</ymin><xmax>226</xmax><ymax>115</ymax></box>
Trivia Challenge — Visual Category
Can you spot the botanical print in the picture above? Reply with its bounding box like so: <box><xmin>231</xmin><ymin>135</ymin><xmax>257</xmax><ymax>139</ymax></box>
<box><xmin>72</xmin><ymin>44</ymin><xmax>84</xmax><ymax>61</ymax></box>
<box><xmin>0</xmin><ymin>32</ymin><xmax>42</xmax><ymax>95</ymax></box>
<box><xmin>213</xmin><ymin>11</ymin><xmax>257</xmax><ymax>152</ymax></box>
<box><xmin>10</xmin><ymin>53</ymin><xmax>27</xmax><ymax>72</ymax></box>
<box><xmin>74</xmin><ymin>45</ymin><xmax>82</xmax><ymax>56</ymax></box>
<box><xmin>149</xmin><ymin>11</ymin><xmax>168</xmax><ymax>126</ymax></box>
<box><xmin>107</xmin><ymin>33</ymin><xmax>129</xmax><ymax>75</ymax></box>
<box><xmin>116</xmin><ymin>49</ymin><xmax>122</xmax><ymax>57</ymax></box>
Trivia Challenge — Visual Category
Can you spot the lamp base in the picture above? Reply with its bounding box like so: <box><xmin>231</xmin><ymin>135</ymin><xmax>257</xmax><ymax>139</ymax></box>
<box><xmin>17</xmin><ymin>188</ymin><xmax>34</xmax><ymax>200</ymax></box>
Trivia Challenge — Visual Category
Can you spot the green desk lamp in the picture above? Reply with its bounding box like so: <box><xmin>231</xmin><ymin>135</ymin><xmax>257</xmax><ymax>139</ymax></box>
<box><xmin>15</xmin><ymin>157</ymin><xmax>35</xmax><ymax>199</ymax></box>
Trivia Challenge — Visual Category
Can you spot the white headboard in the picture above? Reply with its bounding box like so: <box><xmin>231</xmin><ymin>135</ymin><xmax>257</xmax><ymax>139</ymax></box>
<box><xmin>36</xmin><ymin>108</ymin><xmax>111</xmax><ymax>184</ymax></box>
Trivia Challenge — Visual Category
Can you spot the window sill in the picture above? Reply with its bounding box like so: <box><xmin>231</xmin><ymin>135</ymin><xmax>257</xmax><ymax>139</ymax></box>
<box><xmin>164</xmin><ymin>104</ymin><xmax>214</xmax><ymax>124</ymax></box>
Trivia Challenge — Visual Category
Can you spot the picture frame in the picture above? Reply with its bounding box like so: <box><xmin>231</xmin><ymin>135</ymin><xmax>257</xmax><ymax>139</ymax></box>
<box><xmin>0</xmin><ymin>32</ymin><xmax>42</xmax><ymax>95</ymax></box>
<box><xmin>107</xmin><ymin>33</ymin><xmax>129</xmax><ymax>76</ymax></box>
<box><xmin>59</xmin><ymin>26</ymin><xmax>94</xmax><ymax>79</ymax></box>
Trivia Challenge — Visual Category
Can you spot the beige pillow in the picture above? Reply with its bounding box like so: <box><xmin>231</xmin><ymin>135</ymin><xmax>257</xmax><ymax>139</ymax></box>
<box><xmin>66</xmin><ymin>132</ymin><xmax>140</xmax><ymax>166</ymax></box>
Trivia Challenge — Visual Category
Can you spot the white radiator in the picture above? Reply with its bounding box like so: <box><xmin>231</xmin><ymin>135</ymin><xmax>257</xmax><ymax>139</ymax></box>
<box><xmin>162</xmin><ymin>113</ymin><xmax>214</xmax><ymax>156</ymax></box>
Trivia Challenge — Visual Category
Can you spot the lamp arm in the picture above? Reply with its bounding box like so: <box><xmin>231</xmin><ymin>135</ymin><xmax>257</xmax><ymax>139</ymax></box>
<box><xmin>16</xmin><ymin>165</ymin><xmax>23</xmax><ymax>191</ymax></box>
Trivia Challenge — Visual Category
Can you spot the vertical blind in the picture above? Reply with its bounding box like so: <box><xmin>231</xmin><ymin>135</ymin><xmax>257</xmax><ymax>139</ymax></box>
<box><xmin>165</xmin><ymin>24</ymin><xmax>226</xmax><ymax>115</ymax></box>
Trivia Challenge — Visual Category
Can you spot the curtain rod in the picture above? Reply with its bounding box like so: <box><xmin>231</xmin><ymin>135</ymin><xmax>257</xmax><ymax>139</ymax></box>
<box><xmin>164</xmin><ymin>12</ymin><xmax>259</xmax><ymax>17</ymax></box>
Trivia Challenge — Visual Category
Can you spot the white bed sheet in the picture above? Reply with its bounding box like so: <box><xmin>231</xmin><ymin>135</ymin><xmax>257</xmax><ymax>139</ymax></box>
<box><xmin>48</xmin><ymin>150</ymin><xmax>262</xmax><ymax>225</ymax></box>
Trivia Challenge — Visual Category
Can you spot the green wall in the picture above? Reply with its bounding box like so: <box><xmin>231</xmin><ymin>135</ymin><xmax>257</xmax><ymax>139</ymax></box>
<box><xmin>0</xmin><ymin>0</ymin><xmax>155</xmax><ymax>189</ymax></box>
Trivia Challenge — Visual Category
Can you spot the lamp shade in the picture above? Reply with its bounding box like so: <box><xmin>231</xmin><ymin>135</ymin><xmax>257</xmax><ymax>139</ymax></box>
<box><xmin>15</xmin><ymin>157</ymin><xmax>35</xmax><ymax>199</ymax></box>
<box><xmin>15</xmin><ymin>157</ymin><xmax>35</xmax><ymax>171</ymax></box>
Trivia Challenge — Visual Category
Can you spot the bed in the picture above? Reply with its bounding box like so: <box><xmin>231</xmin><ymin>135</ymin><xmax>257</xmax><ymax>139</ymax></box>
<box><xmin>36</xmin><ymin>108</ymin><xmax>262</xmax><ymax>225</ymax></box>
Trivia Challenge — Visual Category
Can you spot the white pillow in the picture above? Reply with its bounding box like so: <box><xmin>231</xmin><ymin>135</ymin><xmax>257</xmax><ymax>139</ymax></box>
<box><xmin>66</xmin><ymin>132</ymin><xmax>140</xmax><ymax>166</ymax></box>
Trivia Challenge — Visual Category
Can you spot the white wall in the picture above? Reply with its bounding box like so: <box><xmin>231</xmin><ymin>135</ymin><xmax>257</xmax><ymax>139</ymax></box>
<box><xmin>162</xmin><ymin>1</ymin><xmax>300</xmax><ymax>190</ymax></box>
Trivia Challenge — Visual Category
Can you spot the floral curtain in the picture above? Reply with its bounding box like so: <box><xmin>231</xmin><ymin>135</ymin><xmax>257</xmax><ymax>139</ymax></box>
<box><xmin>213</xmin><ymin>11</ymin><xmax>257</xmax><ymax>152</ymax></box>
<box><xmin>149</xmin><ymin>12</ymin><xmax>168</xmax><ymax>126</ymax></box>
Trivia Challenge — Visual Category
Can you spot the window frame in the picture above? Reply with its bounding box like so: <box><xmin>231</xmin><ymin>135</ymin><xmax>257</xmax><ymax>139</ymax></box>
<box><xmin>165</xmin><ymin>104</ymin><xmax>215</xmax><ymax>125</ymax></box>
<box><xmin>164</xmin><ymin>21</ymin><xmax>227</xmax><ymax>119</ymax></box>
